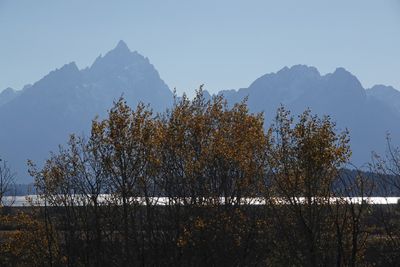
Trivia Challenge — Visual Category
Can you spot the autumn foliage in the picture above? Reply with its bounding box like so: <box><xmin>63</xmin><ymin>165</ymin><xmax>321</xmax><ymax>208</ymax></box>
<box><xmin>0</xmin><ymin>88</ymin><xmax>397</xmax><ymax>266</ymax></box>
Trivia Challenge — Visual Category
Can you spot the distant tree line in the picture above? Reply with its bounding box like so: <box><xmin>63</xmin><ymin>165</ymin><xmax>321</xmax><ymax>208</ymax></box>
<box><xmin>1</xmin><ymin>88</ymin><xmax>400</xmax><ymax>266</ymax></box>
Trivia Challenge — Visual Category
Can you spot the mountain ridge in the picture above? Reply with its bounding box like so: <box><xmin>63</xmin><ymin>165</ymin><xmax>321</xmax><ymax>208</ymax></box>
<box><xmin>1</xmin><ymin>41</ymin><xmax>400</xmax><ymax>182</ymax></box>
<box><xmin>215</xmin><ymin>64</ymin><xmax>400</xmax><ymax>169</ymax></box>
<box><xmin>0</xmin><ymin>41</ymin><xmax>173</xmax><ymax>182</ymax></box>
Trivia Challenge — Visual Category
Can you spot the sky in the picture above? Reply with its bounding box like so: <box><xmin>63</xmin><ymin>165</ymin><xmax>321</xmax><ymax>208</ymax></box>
<box><xmin>1</xmin><ymin>0</ymin><xmax>400</xmax><ymax>96</ymax></box>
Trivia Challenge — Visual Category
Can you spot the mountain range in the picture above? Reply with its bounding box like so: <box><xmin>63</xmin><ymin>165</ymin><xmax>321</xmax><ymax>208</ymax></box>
<box><xmin>1</xmin><ymin>41</ymin><xmax>399</xmax><ymax>182</ymax></box>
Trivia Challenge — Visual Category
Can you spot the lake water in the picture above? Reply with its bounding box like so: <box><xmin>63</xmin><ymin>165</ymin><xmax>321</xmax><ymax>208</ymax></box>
<box><xmin>2</xmin><ymin>195</ymin><xmax>400</xmax><ymax>207</ymax></box>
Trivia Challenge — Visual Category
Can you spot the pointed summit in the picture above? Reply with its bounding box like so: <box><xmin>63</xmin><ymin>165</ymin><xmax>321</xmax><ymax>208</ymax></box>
<box><xmin>114</xmin><ymin>40</ymin><xmax>130</xmax><ymax>53</ymax></box>
<box><xmin>329</xmin><ymin>67</ymin><xmax>361</xmax><ymax>86</ymax></box>
<box><xmin>321</xmin><ymin>67</ymin><xmax>366</xmax><ymax>101</ymax></box>
<box><xmin>60</xmin><ymin>62</ymin><xmax>79</xmax><ymax>72</ymax></box>
<box><xmin>50</xmin><ymin>62</ymin><xmax>80</xmax><ymax>78</ymax></box>
<box><xmin>90</xmin><ymin>40</ymin><xmax>132</xmax><ymax>67</ymax></box>
<box><xmin>89</xmin><ymin>40</ymin><xmax>138</xmax><ymax>71</ymax></box>
<box><xmin>88</xmin><ymin>41</ymin><xmax>152</xmax><ymax>80</ymax></box>
<box><xmin>32</xmin><ymin>61</ymin><xmax>82</xmax><ymax>91</ymax></box>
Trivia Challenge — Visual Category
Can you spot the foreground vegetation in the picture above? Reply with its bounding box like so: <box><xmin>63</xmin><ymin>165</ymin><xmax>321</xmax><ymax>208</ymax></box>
<box><xmin>1</xmin><ymin>89</ymin><xmax>400</xmax><ymax>266</ymax></box>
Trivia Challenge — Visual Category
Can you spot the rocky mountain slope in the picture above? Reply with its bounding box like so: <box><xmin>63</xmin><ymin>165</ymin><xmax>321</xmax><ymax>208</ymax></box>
<box><xmin>0</xmin><ymin>41</ymin><xmax>173</xmax><ymax>182</ymax></box>
<box><xmin>1</xmin><ymin>42</ymin><xmax>399</xmax><ymax>182</ymax></box>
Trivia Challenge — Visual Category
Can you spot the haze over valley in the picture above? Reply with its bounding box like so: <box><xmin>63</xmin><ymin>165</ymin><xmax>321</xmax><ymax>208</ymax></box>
<box><xmin>1</xmin><ymin>41</ymin><xmax>400</xmax><ymax>182</ymax></box>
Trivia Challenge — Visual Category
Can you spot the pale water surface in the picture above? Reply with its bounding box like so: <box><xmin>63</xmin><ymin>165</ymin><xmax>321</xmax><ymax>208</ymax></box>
<box><xmin>2</xmin><ymin>195</ymin><xmax>400</xmax><ymax>207</ymax></box>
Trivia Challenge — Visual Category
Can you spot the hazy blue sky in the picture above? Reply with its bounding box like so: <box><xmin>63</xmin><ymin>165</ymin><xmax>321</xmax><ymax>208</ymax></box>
<box><xmin>1</xmin><ymin>0</ymin><xmax>399</xmax><ymax>95</ymax></box>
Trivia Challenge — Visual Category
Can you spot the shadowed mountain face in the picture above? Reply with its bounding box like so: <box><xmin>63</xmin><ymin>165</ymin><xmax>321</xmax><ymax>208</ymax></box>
<box><xmin>366</xmin><ymin>85</ymin><xmax>400</xmax><ymax>114</ymax></box>
<box><xmin>0</xmin><ymin>41</ymin><xmax>173</xmax><ymax>182</ymax></box>
<box><xmin>0</xmin><ymin>87</ymin><xmax>20</xmax><ymax>107</ymax></box>
<box><xmin>1</xmin><ymin>42</ymin><xmax>400</xmax><ymax>182</ymax></box>
<box><xmin>218</xmin><ymin>65</ymin><xmax>400</xmax><ymax>167</ymax></box>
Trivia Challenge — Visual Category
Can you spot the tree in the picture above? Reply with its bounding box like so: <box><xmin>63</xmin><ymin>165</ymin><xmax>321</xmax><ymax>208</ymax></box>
<box><xmin>31</xmin><ymin>89</ymin><xmax>271</xmax><ymax>266</ymax></box>
<box><xmin>0</xmin><ymin>211</ymin><xmax>61</xmax><ymax>267</ymax></box>
<box><xmin>0</xmin><ymin>157</ymin><xmax>15</xmax><ymax>206</ymax></box>
<box><xmin>370</xmin><ymin>134</ymin><xmax>400</xmax><ymax>264</ymax></box>
<box><xmin>157</xmin><ymin>88</ymin><xmax>268</xmax><ymax>265</ymax></box>
<box><xmin>31</xmin><ymin>98</ymin><xmax>160</xmax><ymax>266</ymax></box>
<box><xmin>265</xmin><ymin>106</ymin><xmax>352</xmax><ymax>266</ymax></box>
<box><xmin>27</xmin><ymin>90</ymin><xmax>388</xmax><ymax>266</ymax></box>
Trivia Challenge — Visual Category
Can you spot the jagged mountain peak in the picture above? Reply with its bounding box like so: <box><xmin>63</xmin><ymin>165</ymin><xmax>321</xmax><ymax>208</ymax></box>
<box><xmin>60</xmin><ymin>62</ymin><xmax>79</xmax><ymax>73</ymax></box>
<box><xmin>87</xmin><ymin>41</ymin><xmax>151</xmax><ymax>80</ymax></box>
<box><xmin>279</xmin><ymin>64</ymin><xmax>321</xmax><ymax>77</ymax></box>
<box><xmin>31</xmin><ymin>61</ymin><xmax>81</xmax><ymax>90</ymax></box>
<box><xmin>1</xmin><ymin>39</ymin><xmax>400</xmax><ymax>181</ymax></box>
<box><xmin>252</xmin><ymin>64</ymin><xmax>321</xmax><ymax>87</ymax></box>
<box><xmin>104</xmin><ymin>40</ymin><xmax>134</xmax><ymax>59</ymax></box>
<box><xmin>115</xmin><ymin>40</ymin><xmax>130</xmax><ymax>52</ymax></box>
<box><xmin>43</xmin><ymin>62</ymin><xmax>80</xmax><ymax>78</ymax></box>
<box><xmin>331</xmin><ymin>67</ymin><xmax>356</xmax><ymax>79</ymax></box>
<box><xmin>0</xmin><ymin>41</ymin><xmax>173</xmax><ymax>182</ymax></box>
<box><xmin>218</xmin><ymin>65</ymin><xmax>400</xmax><ymax>167</ymax></box>
<box><xmin>247</xmin><ymin>65</ymin><xmax>322</xmax><ymax>102</ymax></box>
<box><xmin>322</xmin><ymin>67</ymin><xmax>365</xmax><ymax>99</ymax></box>
<box><xmin>326</xmin><ymin>67</ymin><xmax>360</xmax><ymax>84</ymax></box>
